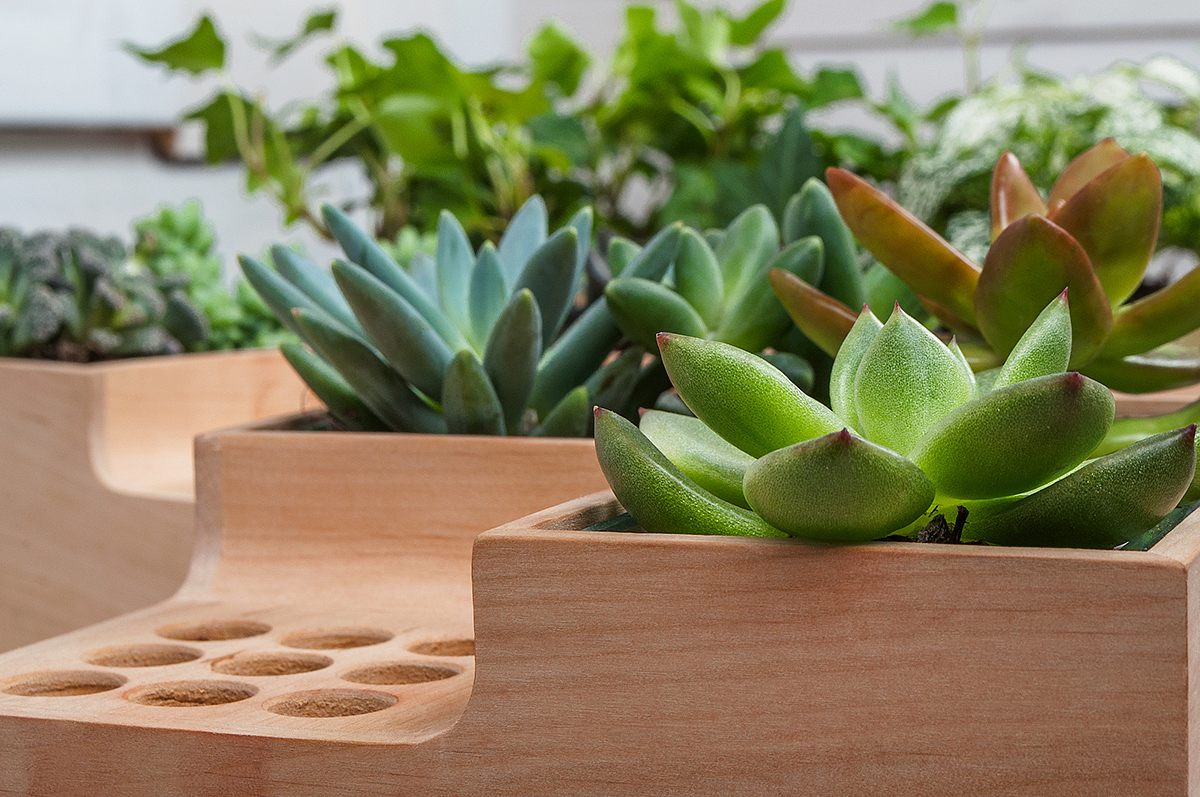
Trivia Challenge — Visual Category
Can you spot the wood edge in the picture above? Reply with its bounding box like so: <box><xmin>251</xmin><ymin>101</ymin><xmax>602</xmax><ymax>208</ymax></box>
<box><xmin>173</xmin><ymin>433</ymin><xmax>224</xmax><ymax>600</ymax></box>
<box><xmin>1148</xmin><ymin>507</ymin><xmax>1200</xmax><ymax>568</ymax></box>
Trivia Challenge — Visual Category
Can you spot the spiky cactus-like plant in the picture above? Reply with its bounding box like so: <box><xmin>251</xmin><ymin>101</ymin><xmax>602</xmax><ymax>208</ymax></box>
<box><xmin>595</xmin><ymin>293</ymin><xmax>1197</xmax><ymax>548</ymax></box>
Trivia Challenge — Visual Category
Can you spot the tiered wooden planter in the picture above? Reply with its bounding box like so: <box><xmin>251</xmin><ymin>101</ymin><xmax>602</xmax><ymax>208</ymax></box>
<box><xmin>0</xmin><ymin>399</ymin><xmax>1198</xmax><ymax>795</ymax></box>
<box><xmin>0</xmin><ymin>350</ymin><xmax>310</xmax><ymax>652</ymax></box>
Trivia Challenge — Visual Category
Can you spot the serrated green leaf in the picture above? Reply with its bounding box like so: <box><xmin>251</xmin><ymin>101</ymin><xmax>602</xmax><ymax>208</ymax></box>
<box><xmin>125</xmin><ymin>14</ymin><xmax>225</xmax><ymax>75</ymax></box>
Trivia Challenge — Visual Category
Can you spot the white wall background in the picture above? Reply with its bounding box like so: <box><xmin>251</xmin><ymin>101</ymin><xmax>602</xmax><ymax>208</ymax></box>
<box><xmin>0</xmin><ymin>0</ymin><xmax>1198</xmax><ymax>267</ymax></box>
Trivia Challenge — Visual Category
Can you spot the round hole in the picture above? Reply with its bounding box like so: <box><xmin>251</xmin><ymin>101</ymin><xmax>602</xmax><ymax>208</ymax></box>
<box><xmin>279</xmin><ymin>628</ymin><xmax>393</xmax><ymax>650</ymax></box>
<box><xmin>156</xmin><ymin>620</ymin><xmax>271</xmax><ymax>642</ymax></box>
<box><xmin>83</xmin><ymin>644</ymin><xmax>202</xmax><ymax>668</ymax></box>
<box><xmin>408</xmin><ymin>639</ymin><xmax>475</xmax><ymax>657</ymax></box>
<box><xmin>265</xmin><ymin>689</ymin><xmax>396</xmax><ymax>718</ymax></box>
<box><xmin>341</xmin><ymin>662</ymin><xmax>462</xmax><ymax>686</ymax></box>
<box><xmin>125</xmin><ymin>680</ymin><xmax>257</xmax><ymax>707</ymax></box>
<box><xmin>211</xmin><ymin>651</ymin><xmax>332</xmax><ymax>677</ymax></box>
<box><xmin>2</xmin><ymin>670</ymin><xmax>126</xmax><ymax>697</ymax></box>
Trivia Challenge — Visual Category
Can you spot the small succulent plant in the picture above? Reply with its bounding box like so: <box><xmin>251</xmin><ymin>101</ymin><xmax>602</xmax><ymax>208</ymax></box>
<box><xmin>0</xmin><ymin>227</ymin><xmax>207</xmax><ymax>361</ymax></box>
<box><xmin>775</xmin><ymin>140</ymin><xmax>1200</xmax><ymax>395</ymax></box>
<box><xmin>242</xmin><ymin>196</ymin><xmax>678</xmax><ymax>435</ymax></box>
<box><xmin>595</xmin><ymin>293</ymin><xmax>1197</xmax><ymax>548</ymax></box>
<box><xmin>603</xmin><ymin>179</ymin><xmax>867</xmax><ymax>398</ymax></box>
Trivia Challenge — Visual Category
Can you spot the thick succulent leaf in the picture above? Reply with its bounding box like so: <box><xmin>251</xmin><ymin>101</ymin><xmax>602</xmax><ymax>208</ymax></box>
<box><xmin>606</xmin><ymin>277</ymin><xmax>708</xmax><ymax>351</ymax></box>
<box><xmin>769</xmin><ymin>268</ymin><xmax>856</xmax><ymax>358</ymax></box>
<box><xmin>280</xmin><ymin>341</ymin><xmax>388</xmax><ymax>432</ymax></box>
<box><xmin>511</xmin><ymin>227</ymin><xmax>579</xmax><ymax>350</ymax></box>
<box><xmin>829</xmin><ymin>306</ymin><xmax>883</xmax><ymax>430</ymax></box>
<box><xmin>674</xmin><ymin>228</ymin><xmax>724</xmax><ymax>329</ymax></box>
<box><xmin>270</xmin><ymin>245</ymin><xmax>363</xmax><ymax>335</ymax></box>
<box><xmin>531</xmin><ymin>385</ymin><xmax>590</xmax><ymax>437</ymax></box>
<box><xmin>759</xmin><ymin>351</ymin><xmax>815</xmax><ymax>394</ymax></box>
<box><xmin>743</xmin><ymin>429</ymin><xmax>934</xmax><ymax>541</ymax></box>
<box><xmin>1082</xmin><ymin>346</ymin><xmax>1200</xmax><ymax>393</ymax></box>
<box><xmin>407</xmin><ymin>251</ymin><xmax>439</xmax><ymax>302</ymax></box>
<box><xmin>497</xmin><ymin>195</ymin><xmax>548</xmax><ymax>285</ymax></box>
<box><xmin>1046</xmin><ymin>138</ymin><xmax>1130</xmax><ymax>207</ymax></box>
<box><xmin>909</xmin><ymin>372</ymin><xmax>1114</xmax><ymax>500</ymax></box>
<box><xmin>442</xmin><ymin>349</ymin><xmax>506</xmax><ymax>435</ymax></box>
<box><xmin>529</xmin><ymin>224</ymin><xmax>682</xmax><ymax>415</ymax></box>
<box><xmin>992</xmin><ymin>292</ymin><xmax>1071</xmax><ymax>390</ymax></box>
<box><xmin>658</xmin><ymin>333</ymin><xmax>843</xmax><ymax>457</ymax></box>
<box><xmin>239</xmin><ymin>254</ymin><xmax>353</xmax><ymax>345</ymax></box>
<box><xmin>975</xmin><ymin>214</ymin><xmax>1111</xmax><ymax>367</ymax></box>
<box><xmin>594</xmin><ymin>409</ymin><xmax>785</xmax><ymax>538</ymax></box>
<box><xmin>484</xmin><ymin>289</ymin><xmax>542</xmax><ymax>433</ymax></box>
<box><xmin>321</xmin><ymin>203</ymin><xmax>465</xmax><ymax>350</ymax></box>
<box><xmin>435</xmin><ymin>209</ymin><xmax>475</xmax><ymax>338</ymax></box>
<box><xmin>717</xmin><ymin>237</ymin><xmax>824</xmax><ymax>353</ymax></box>
<box><xmin>715</xmin><ymin>205</ymin><xmax>779</xmax><ymax>299</ymax></box>
<box><xmin>947</xmin><ymin>338</ymin><xmax>976</xmax><ymax>390</ymax></box>
<box><xmin>1051</xmin><ymin>153</ymin><xmax>1162</xmax><ymax>307</ymax></box>
<box><xmin>1102</xmin><ymin>264</ymin><xmax>1200</xmax><ymax>359</ymax></box>
<box><xmin>990</xmin><ymin>152</ymin><xmax>1047</xmax><ymax>240</ymax></box>
<box><xmin>1093</xmin><ymin>396</ymin><xmax>1200</xmax><ymax>458</ymax></box>
<box><xmin>964</xmin><ymin>425</ymin><xmax>1196</xmax><ymax>548</ymax></box>
<box><xmin>468</xmin><ymin>243</ymin><xmax>507</xmax><ymax>350</ymax></box>
<box><xmin>607</xmin><ymin>236</ymin><xmax>640</xmax><ymax>277</ymax></box>
<box><xmin>854</xmin><ymin>306</ymin><xmax>976</xmax><ymax>456</ymax></box>
<box><xmin>826</xmin><ymin>167</ymin><xmax>980</xmax><ymax>325</ymax></box>
<box><xmin>584</xmin><ymin>346</ymin><xmax>645</xmax><ymax>417</ymax></box>
<box><xmin>783</xmin><ymin>177</ymin><xmax>866</xmax><ymax>309</ymax></box>
<box><xmin>956</xmin><ymin>337</ymin><xmax>1005</xmax><ymax>372</ymax></box>
<box><xmin>332</xmin><ymin>259</ymin><xmax>454</xmax><ymax>400</ymax></box>
<box><xmin>640</xmin><ymin>409</ymin><xmax>755</xmax><ymax>509</ymax></box>
<box><xmin>292</xmin><ymin>308</ymin><xmax>445</xmax><ymax>434</ymax></box>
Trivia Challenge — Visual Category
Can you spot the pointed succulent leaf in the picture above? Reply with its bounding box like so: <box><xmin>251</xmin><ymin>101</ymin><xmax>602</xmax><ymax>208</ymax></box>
<box><xmin>270</xmin><ymin>245</ymin><xmax>363</xmax><ymax>335</ymax></box>
<box><xmin>497</xmin><ymin>195</ymin><xmax>548</xmax><ymax>285</ymax></box>
<box><xmin>435</xmin><ymin>209</ymin><xmax>474</xmax><ymax>337</ymax></box>
<box><xmin>992</xmin><ymin>292</ymin><xmax>1072</xmax><ymax>390</ymax></box>
<box><xmin>1102</xmin><ymin>264</ymin><xmax>1200</xmax><ymax>359</ymax></box>
<box><xmin>910</xmin><ymin>372</ymin><xmax>1114</xmax><ymax>499</ymax></box>
<box><xmin>854</xmin><ymin>306</ymin><xmax>976</xmax><ymax>456</ymax></box>
<box><xmin>607</xmin><ymin>236</ymin><xmax>640</xmax><ymax>277</ymax></box>
<box><xmin>863</xmin><ymin>261</ymin><xmax>930</xmax><ymax>326</ymax></box>
<box><xmin>965</xmin><ymin>425</ymin><xmax>1196</xmax><ymax>548</ymax></box>
<box><xmin>674</xmin><ymin>228</ymin><xmax>724</xmax><ymax>329</ymax></box>
<box><xmin>716</xmin><ymin>237</ymin><xmax>823</xmax><ymax>353</ymax></box>
<box><xmin>658</xmin><ymin>333</ymin><xmax>843</xmax><ymax>457</ymax></box>
<box><xmin>584</xmin><ymin>346</ymin><xmax>644</xmax><ymax>417</ymax></box>
<box><xmin>769</xmin><ymin>268</ymin><xmax>856</xmax><ymax>358</ymax></box>
<box><xmin>292</xmin><ymin>308</ymin><xmax>445</xmax><ymax>434</ymax></box>
<box><xmin>829</xmin><ymin>306</ymin><xmax>883</xmax><ymax>430</ymax></box>
<box><xmin>1082</xmin><ymin>346</ymin><xmax>1200</xmax><ymax>393</ymax></box>
<box><xmin>947</xmin><ymin>338</ymin><xmax>976</xmax><ymax>388</ymax></box>
<box><xmin>468</xmin><ymin>243</ymin><xmax>508</xmax><ymax>349</ymax></box>
<box><xmin>827</xmin><ymin>167</ymin><xmax>980</xmax><ymax>325</ymax></box>
<box><xmin>408</xmin><ymin>251</ymin><xmax>439</xmax><ymax>302</ymax></box>
<box><xmin>594</xmin><ymin>409</ymin><xmax>785</xmax><ymax>538</ymax></box>
<box><xmin>565</xmin><ymin>206</ymin><xmax>593</xmax><ymax>288</ymax></box>
<box><xmin>990</xmin><ymin>152</ymin><xmax>1047</xmax><ymax>240</ymax></box>
<box><xmin>530</xmin><ymin>299</ymin><xmax>621</xmax><ymax>415</ymax></box>
<box><xmin>1046</xmin><ymin>138</ymin><xmax>1130</xmax><ymax>207</ymax></box>
<box><xmin>640</xmin><ymin>409</ymin><xmax>755</xmax><ymax>509</ymax></box>
<box><xmin>744</xmin><ymin>429</ymin><xmax>935</xmax><ymax>541</ymax></box>
<box><xmin>975</xmin><ymin>214</ymin><xmax>1111</xmax><ymax>367</ymax></box>
<box><xmin>512</xmin><ymin>227</ymin><xmax>580</xmax><ymax>350</ymax></box>
<box><xmin>239</xmin><ymin>254</ymin><xmax>351</xmax><ymax>345</ymax></box>
<box><xmin>605</xmin><ymin>277</ymin><xmax>707</xmax><ymax>351</ymax></box>
<box><xmin>321</xmin><ymin>203</ymin><xmax>465</xmax><ymax>350</ymax></box>
<box><xmin>332</xmin><ymin>259</ymin><xmax>453</xmax><ymax>400</ymax></box>
<box><xmin>483</xmin><ymin>289</ymin><xmax>542</xmax><ymax>432</ymax></box>
<box><xmin>531</xmin><ymin>385</ymin><xmax>590</xmax><ymax>437</ymax></box>
<box><xmin>783</xmin><ymin>177</ymin><xmax>865</xmax><ymax>309</ymax></box>
<box><xmin>625</xmin><ymin>222</ymin><xmax>683</xmax><ymax>281</ymax></box>
<box><xmin>442</xmin><ymin>349</ymin><xmax>506</xmax><ymax>435</ymax></box>
<box><xmin>759</xmin><ymin>351</ymin><xmax>815</xmax><ymax>394</ymax></box>
<box><xmin>1051</xmin><ymin>153</ymin><xmax>1162</xmax><ymax>307</ymax></box>
<box><xmin>280</xmin><ymin>341</ymin><xmax>388</xmax><ymax>432</ymax></box>
<box><xmin>1093</xmin><ymin>396</ymin><xmax>1200</xmax><ymax>458</ymax></box>
<box><xmin>715</xmin><ymin>205</ymin><xmax>779</xmax><ymax>299</ymax></box>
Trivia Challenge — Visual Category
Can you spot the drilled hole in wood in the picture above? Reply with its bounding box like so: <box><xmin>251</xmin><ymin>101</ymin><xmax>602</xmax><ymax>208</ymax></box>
<box><xmin>279</xmin><ymin>628</ymin><xmax>393</xmax><ymax>650</ymax></box>
<box><xmin>211</xmin><ymin>651</ymin><xmax>332</xmax><ymax>677</ymax></box>
<box><xmin>266</xmin><ymin>689</ymin><xmax>397</xmax><ymax>718</ymax></box>
<box><xmin>83</xmin><ymin>644</ymin><xmax>202</xmax><ymax>668</ymax></box>
<box><xmin>156</xmin><ymin>620</ymin><xmax>271</xmax><ymax>642</ymax></box>
<box><xmin>408</xmin><ymin>639</ymin><xmax>475</xmax><ymax>657</ymax></box>
<box><xmin>126</xmin><ymin>680</ymin><xmax>257</xmax><ymax>707</ymax></box>
<box><xmin>2</xmin><ymin>670</ymin><xmax>126</xmax><ymax>697</ymax></box>
<box><xmin>341</xmin><ymin>662</ymin><xmax>462</xmax><ymax>685</ymax></box>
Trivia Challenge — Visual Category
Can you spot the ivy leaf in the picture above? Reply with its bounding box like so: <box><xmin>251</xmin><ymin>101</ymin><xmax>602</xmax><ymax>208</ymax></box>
<box><xmin>251</xmin><ymin>8</ymin><xmax>337</xmax><ymax>63</ymax></box>
<box><xmin>893</xmin><ymin>1</ymin><xmax>959</xmax><ymax>36</ymax></box>
<box><xmin>728</xmin><ymin>0</ymin><xmax>786</xmax><ymax>46</ymax></box>
<box><xmin>528</xmin><ymin>23</ymin><xmax>590</xmax><ymax>96</ymax></box>
<box><xmin>125</xmin><ymin>14</ymin><xmax>226</xmax><ymax>76</ymax></box>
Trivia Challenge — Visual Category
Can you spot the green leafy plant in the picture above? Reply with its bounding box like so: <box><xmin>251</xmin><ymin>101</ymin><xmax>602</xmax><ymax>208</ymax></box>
<box><xmin>242</xmin><ymin>196</ymin><xmax>680</xmax><ymax>434</ymax></box>
<box><xmin>0</xmin><ymin>227</ymin><xmax>208</xmax><ymax>361</ymax></box>
<box><xmin>595</xmin><ymin>294</ymin><xmax>1197</xmax><ymax>548</ymax></box>
<box><xmin>132</xmin><ymin>201</ymin><xmax>290</xmax><ymax>351</ymax></box>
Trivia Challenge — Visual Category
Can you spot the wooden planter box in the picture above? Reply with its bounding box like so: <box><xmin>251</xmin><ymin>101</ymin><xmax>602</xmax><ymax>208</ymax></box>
<box><xmin>0</xmin><ymin>415</ymin><xmax>1197</xmax><ymax>794</ymax></box>
<box><xmin>0</xmin><ymin>350</ymin><xmax>310</xmax><ymax>652</ymax></box>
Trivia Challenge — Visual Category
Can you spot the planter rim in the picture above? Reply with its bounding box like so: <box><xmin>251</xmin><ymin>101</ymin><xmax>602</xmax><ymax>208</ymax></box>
<box><xmin>0</xmin><ymin>347</ymin><xmax>283</xmax><ymax>375</ymax></box>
